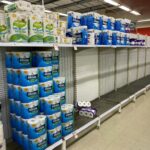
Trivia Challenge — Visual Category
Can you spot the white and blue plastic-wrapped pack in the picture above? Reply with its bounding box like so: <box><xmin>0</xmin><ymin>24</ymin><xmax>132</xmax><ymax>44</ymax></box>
<box><xmin>62</xmin><ymin>120</ymin><xmax>74</xmax><ymax>136</ymax></box>
<box><xmin>67</xmin><ymin>11</ymin><xmax>81</xmax><ymax>29</ymax></box>
<box><xmin>32</xmin><ymin>51</ymin><xmax>52</xmax><ymax>67</ymax></box>
<box><xmin>39</xmin><ymin>80</ymin><xmax>53</xmax><ymax>97</ymax></box>
<box><xmin>5</xmin><ymin>52</ymin><xmax>12</xmax><ymax>68</ymax></box>
<box><xmin>8</xmin><ymin>84</ymin><xmax>13</xmax><ymax>99</ymax></box>
<box><xmin>101</xmin><ymin>15</ymin><xmax>109</xmax><ymax>30</ymax></box>
<box><xmin>21</xmin><ymin>100</ymin><xmax>39</xmax><ymax>119</ymax></box>
<box><xmin>52</xmin><ymin>51</ymin><xmax>59</xmax><ymax>65</ymax></box>
<box><xmin>19</xmin><ymin>85</ymin><xmax>39</xmax><ymax>103</ymax></box>
<box><xmin>109</xmin><ymin>17</ymin><xmax>115</xmax><ymax>30</ymax></box>
<box><xmin>71</xmin><ymin>26</ymin><xmax>88</xmax><ymax>45</ymax></box>
<box><xmin>124</xmin><ymin>19</ymin><xmax>131</xmax><ymax>33</ymax></box>
<box><xmin>52</xmin><ymin>64</ymin><xmax>59</xmax><ymax>77</ymax></box>
<box><xmin>14</xmin><ymin>101</ymin><xmax>21</xmax><ymax>116</ymax></box>
<box><xmin>27</xmin><ymin>115</ymin><xmax>46</xmax><ymax>139</ymax></box>
<box><xmin>47</xmin><ymin>112</ymin><xmax>61</xmax><ymax>130</ymax></box>
<box><xmin>22</xmin><ymin>134</ymin><xmax>29</xmax><ymax>150</ymax></box>
<box><xmin>7</xmin><ymin>68</ymin><xmax>12</xmax><ymax>84</ymax></box>
<box><xmin>61</xmin><ymin>104</ymin><xmax>74</xmax><ymax>123</ymax></box>
<box><xmin>12</xmin><ymin>52</ymin><xmax>31</xmax><ymax>69</ymax></box>
<box><xmin>81</xmin><ymin>12</ymin><xmax>100</xmax><ymax>29</ymax></box>
<box><xmin>54</xmin><ymin>91</ymin><xmax>66</xmax><ymax>105</ymax></box>
<box><xmin>12</xmin><ymin>85</ymin><xmax>20</xmax><ymax>101</ymax></box>
<box><xmin>12</xmin><ymin>69</ymin><xmax>20</xmax><ymax>85</ymax></box>
<box><xmin>102</xmin><ymin>30</ymin><xmax>112</xmax><ymax>45</ymax></box>
<box><xmin>47</xmin><ymin>126</ymin><xmax>62</xmax><ymax>145</ymax></box>
<box><xmin>39</xmin><ymin>66</ymin><xmax>52</xmax><ymax>83</ymax></box>
<box><xmin>19</xmin><ymin>68</ymin><xmax>38</xmax><ymax>86</ymax></box>
<box><xmin>29</xmin><ymin>133</ymin><xmax>47</xmax><ymax>150</ymax></box>
<box><xmin>44</xmin><ymin>95</ymin><xmax>61</xmax><ymax>115</ymax></box>
<box><xmin>53</xmin><ymin>77</ymin><xmax>66</xmax><ymax>93</ymax></box>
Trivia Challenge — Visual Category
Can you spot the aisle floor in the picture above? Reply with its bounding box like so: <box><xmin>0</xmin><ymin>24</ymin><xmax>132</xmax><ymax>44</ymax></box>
<box><xmin>68</xmin><ymin>91</ymin><xmax>150</xmax><ymax>150</ymax></box>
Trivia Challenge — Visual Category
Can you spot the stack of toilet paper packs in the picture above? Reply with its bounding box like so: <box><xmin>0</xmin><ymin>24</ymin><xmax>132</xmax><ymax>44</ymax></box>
<box><xmin>0</xmin><ymin>0</ymin><xmax>72</xmax><ymax>44</ymax></box>
<box><xmin>5</xmin><ymin>50</ymin><xmax>74</xmax><ymax>150</ymax></box>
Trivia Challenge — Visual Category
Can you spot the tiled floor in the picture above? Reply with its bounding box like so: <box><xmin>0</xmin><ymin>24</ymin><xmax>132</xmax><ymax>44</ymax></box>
<box><xmin>68</xmin><ymin>91</ymin><xmax>150</xmax><ymax>150</ymax></box>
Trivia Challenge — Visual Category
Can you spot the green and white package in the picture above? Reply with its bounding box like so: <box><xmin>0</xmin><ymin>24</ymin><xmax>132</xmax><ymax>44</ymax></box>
<box><xmin>0</xmin><ymin>11</ymin><xmax>8</xmax><ymax>42</ymax></box>
<box><xmin>6</xmin><ymin>12</ymin><xmax>28</xmax><ymax>42</ymax></box>
<box><xmin>29</xmin><ymin>14</ymin><xmax>44</xmax><ymax>43</ymax></box>
<box><xmin>43</xmin><ymin>18</ymin><xmax>56</xmax><ymax>43</ymax></box>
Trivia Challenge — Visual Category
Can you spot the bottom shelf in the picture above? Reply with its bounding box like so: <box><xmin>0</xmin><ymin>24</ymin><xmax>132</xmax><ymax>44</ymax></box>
<box><xmin>7</xmin><ymin>75</ymin><xmax>150</xmax><ymax>150</ymax></box>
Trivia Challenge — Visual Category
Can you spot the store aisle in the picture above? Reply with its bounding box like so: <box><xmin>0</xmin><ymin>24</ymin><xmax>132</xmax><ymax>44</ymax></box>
<box><xmin>68</xmin><ymin>91</ymin><xmax>150</xmax><ymax>150</ymax></box>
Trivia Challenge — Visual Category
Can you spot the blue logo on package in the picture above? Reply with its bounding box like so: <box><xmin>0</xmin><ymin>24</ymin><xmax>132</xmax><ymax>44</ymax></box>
<box><xmin>7</xmin><ymin>68</ymin><xmax>12</xmax><ymax>84</ymax></box>
<box><xmin>61</xmin><ymin>104</ymin><xmax>74</xmax><ymax>123</ymax></box>
<box><xmin>52</xmin><ymin>64</ymin><xmax>59</xmax><ymax>77</ymax></box>
<box><xmin>53</xmin><ymin>77</ymin><xmax>65</xmax><ymax>93</ymax></box>
<box><xmin>47</xmin><ymin>126</ymin><xmax>62</xmax><ymax>145</ymax></box>
<box><xmin>67</xmin><ymin>11</ymin><xmax>81</xmax><ymax>29</ymax></box>
<box><xmin>8</xmin><ymin>84</ymin><xmax>13</xmax><ymax>99</ymax></box>
<box><xmin>14</xmin><ymin>101</ymin><xmax>21</xmax><ymax>116</ymax></box>
<box><xmin>39</xmin><ymin>81</ymin><xmax>53</xmax><ymax>97</ymax></box>
<box><xmin>10</xmin><ymin>113</ymin><xmax>15</xmax><ymax>128</ymax></box>
<box><xmin>9</xmin><ymin>99</ymin><xmax>15</xmax><ymax>114</ymax></box>
<box><xmin>21</xmin><ymin>100</ymin><xmax>39</xmax><ymax>119</ymax></box>
<box><xmin>13</xmin><ymin>85</ymin><xmax>20</xmax><ymax>101</ymax></box>
<box><xmin>22</xmin><ymin>134</ymin><xmax>29</xmax><ymax>150</ymax></box>
<box><xmin>27</xmin><ymin>115</ymin><xmax>46</xmax><ymax>139</ymax></box>
<box><xmin>15</xmin><ymin>115</ymin><xmax>22</xmax><ymax>131</ymax></box>
<box><xmin>19</xmin><ymin>68</ymin><xmax>38</xmax><ymax>86</ymax></box>
<box><xmin>12</xmin><ymin>52</ymin><xmax>31</xmax><ymax>69</ymax></box>
<box><xmin>54</xmin><ymin>92</ymin><xmax>66</xmax><ymax>105</ymax></box>
<box><xmin>19</xmin><ymin>85</ymin><xmax>39</xmax><ymax>103</ymax></box>
<box><xmin>47</xmin><ymin>112</ymin><xmax>61</xmax><ymax>130</ymax></box>
<box><xmin>44</xmin><ymin>95</ymin><xmax>60</xmax><ymax>115</ymax></box>
<box><xmin>21</xmin><ymin>118</ymin><xmax>29</xmax><ymax>135</ymax></box>
<box><xmin>52</xmin><ymin>51</ymin><xmax>59</xmax><ymax>65</ymax></box>
<box><xmin>62</xmin><ymin>120</ymin><xmax>74</xmax><ymax>136</ymax></box>
<box><xmin>5</xmin><ymin>52</ymin><xmax>12</xmax><ymax>68</ymax></box>
<box><xmin>29</xmin><ymin>134</ymin><xmax>47</xmax><ymax>150</ymax></box>
<box><xmin>12</xmin><ymin>69</ymin><xmax>20</xmax><ymax>85</ymax></box>
<box><xmin>39</xmin><ymin>66</ymin><xmax>52</xmax><ymax>83</ymax></box>
<box><xmin>32</xmin><ymin>51</ymin><xmax>52</xmax><ymax>67</ymax></box>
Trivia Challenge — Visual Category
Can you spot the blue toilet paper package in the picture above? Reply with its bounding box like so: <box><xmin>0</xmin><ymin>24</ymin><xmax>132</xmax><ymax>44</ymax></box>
<box><xmin>19</xmin><ymin>85</ymin><xmax>39</xmax><ymax>103</ymax></box>
<box><xmin>32</xmin><ymin>51</ymin><xmax>52</xmax><ymax>67</ymax></box>
<box><xmin>53</xmin><ymin>77</ymin><xmax>66</xmax><ymax>93</ymax></box>
<box><xmin>16</xmin><ymin>131</ymin><xmax>23</xmax><ymax>146</ymax></box>
<box><xmin>52</xmin><ymin>51</ymin><xmax>59</xmax><ymax>65</ymax></box>
<box><xmin>22</xmin><ymin>134</ymin><xmax>29</xmax><ymax>150</ymax></box>
<box><xmin>5</xmin><ymin>52</ymin><xmax>12</xmax><ymax>68</ymax></box>
<box><xmin>47</xmin><ymin>126</ymin><xmax>62</xmax><ymax>145</ymax></box>
<box><xmin>47</xmin><ymin>112</ymin><xmax>61</xmax><ymax>130</ymax></box>
<box><xmin>14</xmin><ymin>101</ymin><xmax>21</xmax><ymax>116</ymax></box>
<box><xmin>39</xmin><ymin>66</ymin><xmax>52</xmax><ymax>82</ymax></box>
<box><xmin>21</xmin><ymin>100</ymin><xmax>39</xmax><ymax>119</ymax></box>
<box><xmin>9</xmin><ymin>99</ymin><xmax>15</xmax><ymax>113</ymax></box>
<box><xmin>109</xmin><ymin>17</ymin><xmax>115</xmax><ymax>30</ymax></box>
<box><xmin>44</xmin><ymin>95</ymin><xmax>61</xmax><ymax>115</ymax></box>
<box><xmin>61</xmin><ymin>104</ymin><xmax>74</xmax><ymax>123</ymax></box>
<box><xmin>116</xmin><ymin>31</ymin><xmax>121</xmax><ymax>45</ymax></box>
<box><xmin>54</xmin><ymin>92</ymin><xmax>66</xmax><ymax>105</ymax></box>
<box><xmin>7</xmin><ymin>68</ymin><xmax>12</xmax><ymax>84</ymax></box>
<box><xmin>101</xmin><ymin>15</ymin><xmax>109</xmax><ymax>30</ymax></box>
<box><xmin>29</xmin><ymin>134</ymin><xmax>47</xmax><ymax>150</ymax></box>
<box><xmin>12</xmin><ymin>128</ymin><xmax>17</xmax><ymax>141</ymax></box>
<box><xmin>112</xmin><ymin>32</ymin><xmax>117</xmax><ymax>45</ymax></box>
<box><xmin>81</xmin><ymin>12</ymin><xmax>100</xmax><ymax>29</ymax></box>
<box><xmin>52</xmin><ymin>64</ymin><xmax>59</xmax><ymax>77</ymax></box>
<box><xmin>21</xmin><ymin>118</ymin><xmax>28</xmax><ymax>135</ymax></box>
<box><xmin>10</xmin><ymin>113</ymin><xmax>15</xmax><ymax>128</ymax></box>
<box><xmin>115</xmin><ymin>19</ymin><xmax>122</xmax><ymax>31</ymax></box>
<box><xmin>67</xmin><ymin>11</ymin><xmax>81</xmax><ymax>29</ymax></box>
<box><xmin>102</xmin><ymin>30</ymin><xmax>112</xmax><ymax>45</ymax></box>
<box><xmin>39</xmin><ymin>81</ymin><xmax>53</xmax><ymax>97</ymax></box>
<box><xmin>13</xmin><ymin>85</ymin><xmax>20</xmax><ymax>101</ymax></box>
<box><xmin>12</xmin><ymin>52</ymin><xmax>31</xmax><ymax>69</ymax></box>
<box><xmin>28</xmin><ymin>115</ymin><xmax>46</xmax><ymax>139</ymax></box>
<box><xmin>62</xmin><ymin>120</ymin><xmax>74</xmax><ymax>136</ymax></box>
<box><xmin>19</xmin><ymin>68</ymin><xmax>38</xmax><ymax>86</ymax></box>
<box><xmin>15</xmin><ymin>115</ymin><xmax>22</xmax><ymax>131</ymax></box>
<box><xmin>12</xmin><ymin>69</ymin><xmax>20</xmax><ymax>85</ymax></box>
<box><xmin>71</xmin><ymin>26</ymin><xmax>88</xmax><ymax>45</ymax></box>
<box><xmin>8</xmin><ymin>84</ymin><xmax>13</xmax><ymax>99</ymax></box>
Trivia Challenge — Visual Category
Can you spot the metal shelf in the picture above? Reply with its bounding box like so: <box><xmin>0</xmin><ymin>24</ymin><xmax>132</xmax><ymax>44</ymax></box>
<box><xmin>0</xmin><ymin>42</ymin><xmax>148</xmax><ymax>48</ymax></box>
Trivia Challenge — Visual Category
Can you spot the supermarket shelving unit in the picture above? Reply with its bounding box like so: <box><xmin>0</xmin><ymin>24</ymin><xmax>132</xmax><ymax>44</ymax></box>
<box><xmin>0</xmin><ymin>43</ymin><xmax>150</xmax><ymax>150</ymax></box>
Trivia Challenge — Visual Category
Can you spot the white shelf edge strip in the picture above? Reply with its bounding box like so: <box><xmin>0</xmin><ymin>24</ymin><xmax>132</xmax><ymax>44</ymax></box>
<box><xmin>120</xmin><ymin>98</ymin><xmax>131</xmax><ymax>105</ymax></box>
<box><xmin>45</xmin><ymin>139</ymin><xmax>63</xmax><ymax>150</ymax></box>
<box><xmin>0</xmin><ymin>42</ymin><xmax>149</xmax><ymax>48</ymax></box>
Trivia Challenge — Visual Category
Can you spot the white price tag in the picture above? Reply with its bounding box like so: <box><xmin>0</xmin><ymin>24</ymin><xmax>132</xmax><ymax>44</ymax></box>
<box><xmin>74</xmin><ymin>45</ymin><xmax>78</xmax><ymax>51</ymax></box>
<box><xmin>54</xmin><ymin>44</ymin><xmax>59</xmax><ymax>51</ymax></box>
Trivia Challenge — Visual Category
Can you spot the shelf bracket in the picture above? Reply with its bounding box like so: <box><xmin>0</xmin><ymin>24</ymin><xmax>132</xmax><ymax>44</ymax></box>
<box><xmin>97</xmin><ymin>117</ymin><xmax>101</xmax><ymax>129</ymax></box>
<box><xmin>118</xmin><ymin>105</ymin><xmax>122</xmax><ymax>113</ymax></box>
<box><xmin>61</xmin><ymin>140</ymin><xmax>66</xmax><ymax>150</ymax></box>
